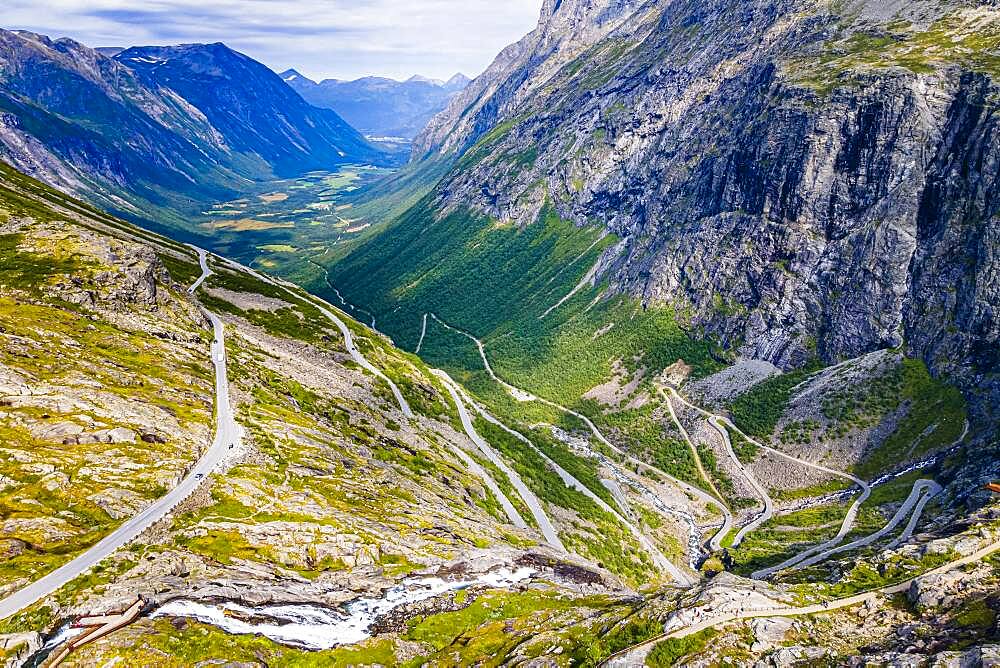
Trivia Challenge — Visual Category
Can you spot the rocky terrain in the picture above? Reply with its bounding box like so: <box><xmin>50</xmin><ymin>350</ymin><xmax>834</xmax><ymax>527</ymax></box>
<box><xmin>0</xmin><ymin>0</ymin><xmax>997</xmax><ymax>665</ymax></box>
<box><xmin>0</xmin><ymin>162</ymin><xmax>692</xmax><ymax>667</ymax></box>
<box><xmin>408</xmin><ymin>0</ymin><xmax>1000</xmax><ymax>435</ymax></box>
<box><xmin>0</xmin><ymin>162</ymin><xmax>215</xmax><ymax>602</ymax></box>
<box><xmin>292</xmin><ymin>0</ymin><xmax>1000</xmax><ymax>662</ymax></box>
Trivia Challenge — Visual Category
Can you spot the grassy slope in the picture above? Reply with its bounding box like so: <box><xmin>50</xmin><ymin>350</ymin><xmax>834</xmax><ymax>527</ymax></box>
<box><xmin>0</xmin><ymin>162</ymin><xmax>215</xmax><ymax>592</ymax></box>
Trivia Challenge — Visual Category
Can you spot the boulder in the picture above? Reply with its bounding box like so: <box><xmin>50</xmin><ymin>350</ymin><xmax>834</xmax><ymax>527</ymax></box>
<box><xmin>909</xmin><ymin>572</ymin><xmax>964</xmax><ymax>609</ymax></box>
<box><xmin>0</xmin><ymin>632</ymin><xmax>42</xmax><ymax>668</ymax></box>
<box><xmin>750</xmin><ymin>617</ymin><xmax>794</xmax><ymax>652</ymax></box>
<box><xmin>767</xmin><ymin>646</ymin><xmax>827</xmax><ymax>668</ymax></box>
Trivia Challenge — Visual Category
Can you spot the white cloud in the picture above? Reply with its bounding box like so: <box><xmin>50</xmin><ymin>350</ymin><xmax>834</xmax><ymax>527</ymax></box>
<box><xmin>4</xmin><ymin>0</ymin><xmax>543</xmax><ymax>81</ymax></box>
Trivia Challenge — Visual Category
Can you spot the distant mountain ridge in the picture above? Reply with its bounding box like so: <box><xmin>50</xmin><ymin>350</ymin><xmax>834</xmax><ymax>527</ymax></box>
<box><xmin>117</xmin><ymin>43</ymin><xmax>381</xmax><ymax>176</ymax></box>
<box><xmin>282</xmin><ymin>69</ymin><xmax>470</xmax><ymax>140</ymax></box>
<box><xmin>0</xmin><ymin>30</ymin><xmax>387</xmax><ymax>234</ymax></box>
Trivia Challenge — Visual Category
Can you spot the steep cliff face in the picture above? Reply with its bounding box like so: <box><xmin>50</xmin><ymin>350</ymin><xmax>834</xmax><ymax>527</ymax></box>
<box><xmin>413</xmin><ymin>0</ymin><xmax>1000</xmax><ymax>425</ymax></box>
<box><xmin>413</xmin><ymin>0</ymin><xmax>657</xmax><ymax>158</ymax></box>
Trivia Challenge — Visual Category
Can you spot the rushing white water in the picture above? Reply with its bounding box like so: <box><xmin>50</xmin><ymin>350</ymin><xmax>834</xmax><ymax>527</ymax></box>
<box><xmin>40</xmin><ymin>624</ymin><xmax>85</xmax><ymax>651</ymax></box>
<box><xmin>871</xmin><ymin>451</ymin><xmax>950</xmax><ymax>487</ymax></box>
<box><xmin>782</xmin><ymin>448</ymin><xmax>956</xmax><ymax>516</ymax></box>
<box><xmin>151</xmin><ymin>568</ymin><xmax>535</xmax><ymax>650</ymax></box>
<box><xmin>25</xmin><ymin>623</ymin><xmax>85</xmax><ymax>668</ymax></box>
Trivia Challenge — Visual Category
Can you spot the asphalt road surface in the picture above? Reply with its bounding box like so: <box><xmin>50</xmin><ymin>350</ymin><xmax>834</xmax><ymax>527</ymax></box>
<box><xmin>602</xmin><ymin>535</ymin><xmax>1000</xmax><ymax>667</ymax></box>
<box><xmin>0</xmin><ymin>249</ymin><xmax>242</xmax><ymax>621</ymax></box>
<box><xmin>434</xmin><ymin>370</ymin><xmax>562</xmax><ymax>549</ymax></box>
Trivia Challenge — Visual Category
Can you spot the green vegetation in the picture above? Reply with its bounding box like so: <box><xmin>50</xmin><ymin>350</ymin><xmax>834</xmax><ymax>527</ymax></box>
<box><xmin>330</xmin><ymin>201</ymin><xmax>613</xmax><ymax>349</ymax></box>
<box><xmin>193</xmin><ymin>165</ymin><xmax>396</xmax><ymax>268</ymax></box>
<box><xmin>788</xmin><ymin>549</ymin><xmax>958</xmax><ymax>597</ymax></box>
<box><xmin>0</xmin><ymin>161</ymin><xmax>237</xmax><ymax>598</ymax></box>
<box><xmin>159</xmin><ymin>253</ymin><xmax>203</xmax><ymax>286</ymax></box>
<box><xmin>456</xmin><ymin>116</ymin><xmax>525</xmax><ymax>170</ymax></box>
<box><xmin>646</xmin><ymin>629</ymin><xmax>718</xmax><ymax>667</ymax></box>
<box><xmin>529</xmin><ymin>427</ymin><xmax>615</xmax><ymax>507</ymax></box>
<box><xmin>726</xmin><ymin>503</ymin><xmax>849</xmax><ymax>577</ymax></box>
<box><xmin>600</xmin><ymin>407</ymin><xmax>700</xmax><ymax>485</ymax></box>
<box><xmin>475</xmin><ymin>418</ymin><xmax>656</xmax><ymax>586</ymax></box>
<box><xmin>728</xmin><ymin>427</ymin><xmax>760</xmax><ymax>461</ymax></box>
<box><xmin>952</xmin><ymin>597</ymin><xmax>997</xmax><ymax>630</ymax></box>
<box><xmin>176</xmin><ymin>529</ymin><xmax>266</xmax><ymax>566</ymax></box>
<box><xmin>778</xmin><ymin>419</ymin><xmax>822</xmax><ymax>447</ymax></box>
<box><xmin>492</xmin><ymin>294</ymin><xmax>721</xmax><ymax>409</ymax></box>
<box><xmin>197</xmin><ymin>266</ymin><xmax>338</xmax><ymax>344</ymax></box>
<box><xmin>322</xmin><ymin>195</ymin><xmax>725</xmax><ymax>579</ymax></box>
<box><xmin>820</xmin><ymin>362</ymin><xmax>908</xmax><ymax>435</ymax></box>
<box><xmin>0</xmin><ymin>294</ymin><xmax>211</xmax><ymax>588</ymax></box>
<box><xmin>855</xmin><ymin>360</ymin><xmax>967</xmax><ymax>478</ymax></box>
<box><xmin>568</xmin><ymin>616</ymin><xmax>665</xmax><ymax>667</ymax></box>
<box><xmin>770</xmin><ymin>478</ymin><xmax>853</xmax><ymax>502</ymax></box>
<box><xmin>728</xmin><ymin>364</ymin><xmax>820</xmax><ymax>440</ymax></box>
<box><xmin>0</xmin><ymin>604</ymin><xmax>55</xmax><ymax>636</ymax></box>
<box><xmin>788</xmin><ymin>14</ymin><xmax>1000</xmax><ymax>96</ymax></box>
<box><xmin>405</xmin><ymin>589</ymin><xmax>573</xmax><ymax>650</ymax></box>
<box><xmin>331</xmin><ymin>197</ymin><xmax>718</xmax><ymax>407</ymax></box>
<box><xmin>0</xmin><ymin>233</ymin><xmax>83</xmax><ymax>293</ymax></box>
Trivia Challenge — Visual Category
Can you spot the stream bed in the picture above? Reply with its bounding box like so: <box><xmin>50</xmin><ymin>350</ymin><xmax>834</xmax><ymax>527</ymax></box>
<box><xmin>150</xmin><ymin>567</ymin><xmax>535</xmax><ymax>650</ymax></box>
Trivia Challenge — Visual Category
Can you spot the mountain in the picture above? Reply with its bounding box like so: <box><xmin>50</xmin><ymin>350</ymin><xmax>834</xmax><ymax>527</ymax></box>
<box><xmin>0</xmin><ymin>158</ymin><xmax>679</xmax><ymax>666</ymax></box>
<box><xmin>117</xmin><ymin>44</ymin><xmax>381</xmax><ymax>176</ymax></box>
<box><xmin>2</xmin><ymin>152</ymin><xmax>998</xmax><ymax>667</ymax></box>
<box><xmin>2</xmin><ymin>0</ymin><xmax>1000</xmax><ymax>663</ymax></box>
<box><xmin>0</xmin><ymin>30</ymin><xmax>386</xmax><ymax>234</ymax></box>
<box><xmin>406</xmin><ymin>74</ymin><xmax>445</xmax><ymax>86</ymax></box>
<box><xmin>320</xmin><ymin>2</ymin><xmax>1000</xmax><ymax>659</ymax></box>
<box><xmin>443</xmin><ymin>72</ymin><xmax>472</xmax><ymax>92</ymax></box>
<box><xmin>343</xmin><ymin>0</ymin><xmax>999</xmax><ymax>435</ymax></box>
<box><xmin>282</xmin><ymin>69</ymin><xmax>471</xmax><ymax>139</ymax></box>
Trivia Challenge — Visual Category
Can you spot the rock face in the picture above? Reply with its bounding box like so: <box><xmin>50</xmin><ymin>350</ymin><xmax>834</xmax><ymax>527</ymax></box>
<box><xmin>415</xmin><ymin>0</ymin><xmax>1000</xmax><ymax>428</ymax></box>
<box><xmin>0</xmin><ymin>632</ymin><xmax>42</xmax><ymax>668</ymax></box>
<box><xmin>414</xmin><ymin>0</ymin><xmax>652</xmax><ymax>158</ymax></box>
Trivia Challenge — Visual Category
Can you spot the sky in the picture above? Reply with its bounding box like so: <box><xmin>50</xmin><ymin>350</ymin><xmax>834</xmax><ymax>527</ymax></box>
<box><xmin>4</xmin><ymin>0</ymin><xmax>543</xmax><ymax>81</ymax></box>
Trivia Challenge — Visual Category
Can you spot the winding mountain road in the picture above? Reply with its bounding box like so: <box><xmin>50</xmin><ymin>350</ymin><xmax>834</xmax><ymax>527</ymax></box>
<box><xmin>222</xmin><ymin>257</ymin><xmax>412</xmax><ymax>419</ymax></box>
<box><xmin>447</xmin><ymin>378</ymin><xmax>694</xmax><ymax>585</ymax></box>
<box><xmin>886</xmin><ymin>481</ymin><xmax>944</xmax><ymax>551</ymax></box>
<box><xmin>666</xmin><ymin>390</ymin><xmax>947</xmax><ymax>579</ymax></box>
<box><xmin>707</xmin><ymin>416</ymin><xmax>774</xmax><ymax>548</ymax></box>
<box><xmin>0</xmin><ymin>248</ymin><xmax>242</xmax><ymax>622</ymax></box>
<box><xmin>661</xmin><ymin>390</ymin><xmax>733</xmax><ymax>551</ymax></box>
<box><xmin>305</xmin><ymin>259</ymin><xmax>377</xmax><ymax>328</ymax></box>
<box><xmin>421</xmin><ymin>314</ymin><xmax>947</xmax><ymax>583</ymax></box>
<box><xmin>311</xmin><ymin>300</ymin><xmax>413</xmax><ymax>420</ymax></box>
<box><xmin>669</xmin><ymin>391</ymin><xmax>871</xmax><ymax>578</ymax></box>
<box><xmin>431</xmin><ymin>377</ymin><xmax>530</xmax><ymax>532</ymax></box>
<box><xmin>433</xmin><ymin>370</ymin><xmax>561</xmax><ymax>547</ymax></box>
<box><xmin>602</xmin><ymin>536</ymin><xmax>1000</xmax><ymax>667</ymax></box>
<box><xmin>425</xmin><ymin>313</ymin><xmax>727</xmax><ymax>571</ymax></box>
<box><xmin>783</xmin><ymin>479</ymin><xmax>944</xmax><ymax>574</ymax></box>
